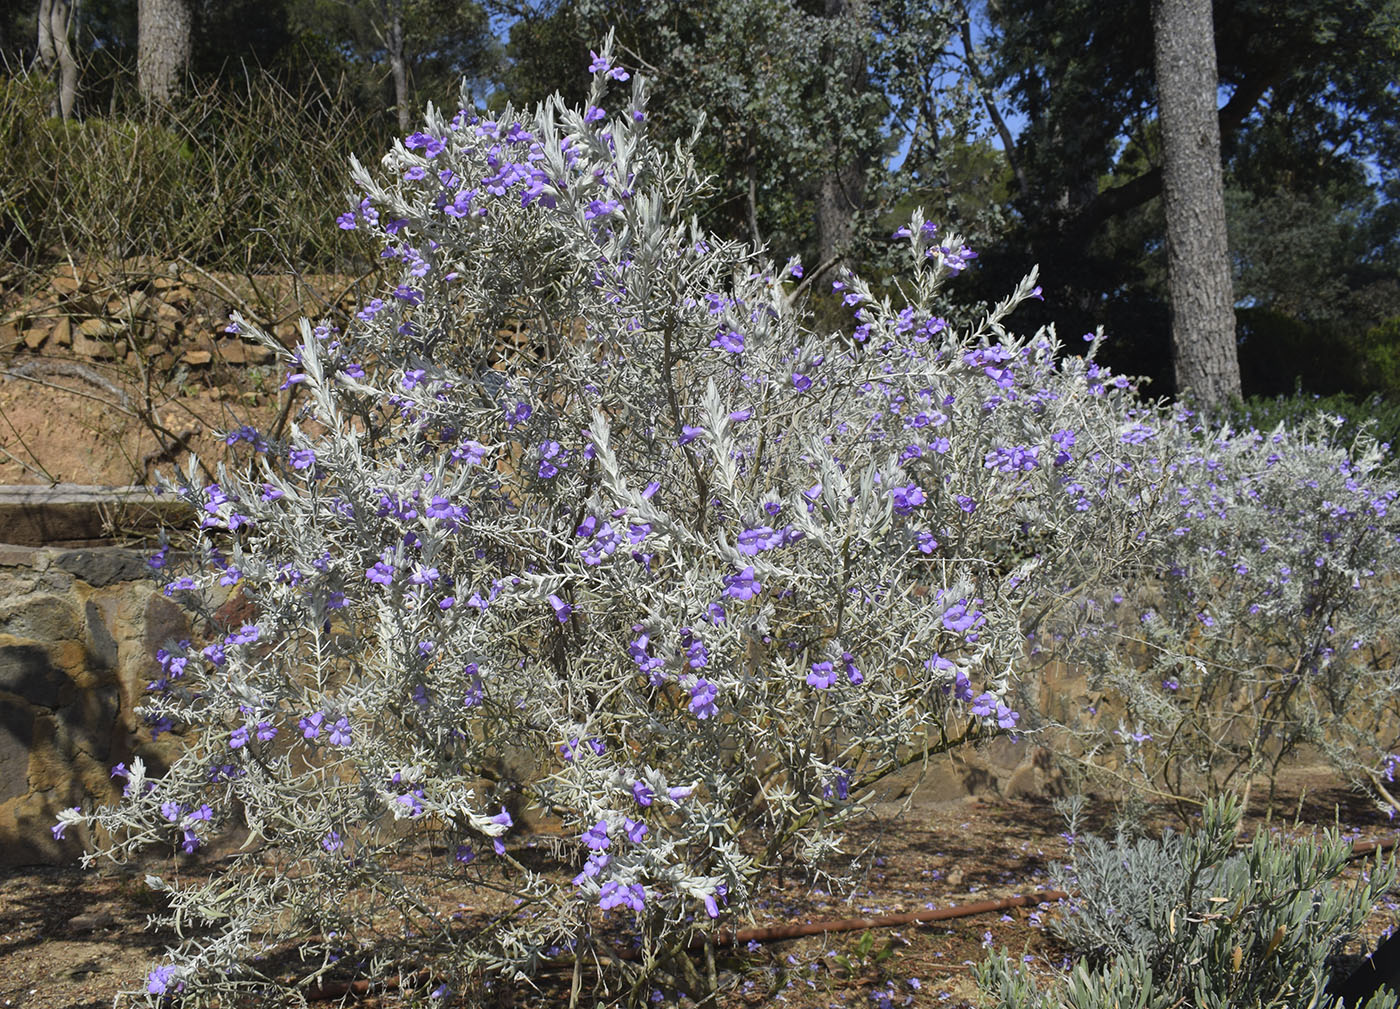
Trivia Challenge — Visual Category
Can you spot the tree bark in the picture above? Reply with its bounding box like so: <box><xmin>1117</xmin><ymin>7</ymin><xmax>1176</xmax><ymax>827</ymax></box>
<box><xmin>34</xmin><ymin>0</ymin><xmax>79</xmax><ymax>121</ymax></box>
<box><xmin>137</xmin><ymin>0</ymin><xmax>192</xmax><ymax>105</ymax></box>
<box><xmin>388</xmin><ymin>9</ymin><xmax>410</xmax><ymax>134</ymax></box>
<box><xmin>1152</xmin><ymin>0</ymin><xmax>1240</xmax><ymax>410</ymax></box>
<box><xmin>813</xmin><ymin>0</ymin><xmax>870</xmax><ymax>275</ymax></box>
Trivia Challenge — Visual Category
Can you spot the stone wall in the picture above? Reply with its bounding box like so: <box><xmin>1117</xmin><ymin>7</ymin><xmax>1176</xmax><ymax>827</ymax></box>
<box><xmin>0</xmin><ymin>542</ymin><xmax>188</xmax><ymax>866</ymax></box>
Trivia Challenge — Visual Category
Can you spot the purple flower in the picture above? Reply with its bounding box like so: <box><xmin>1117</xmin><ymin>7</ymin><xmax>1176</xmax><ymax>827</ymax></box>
<box><xmin>299</xmin><ymin>711</ymin><xmax>325</xmax><ymax>739</ymax></box>
<box><xmin>226</xmin><ymin>623</ymin><xmax>260</xmax><ymax>646</ymax></box>
<box><xmin>956</xmin><ymin>494</ymin><xmax>977</xmax><ymax>513</ymax></box>
<box><xmin>842</xmin><ymin>652</ymin><xmax>863</xmax><ymax>685</ymax></box>
<box><xmin>409</xmin><ymin>564</ymin><xmax>441</xmax><ymax>585</ymax></box>
<box><xmin>971</xmin><ymin>693</ymin><xmax>995</xmax><ymax>717</ymax></box>
<box><xmin>996</xmin><ymin>703</ymin><xmax>1019</xmax><ymax>730</ymax></box>
<box><xmin>791</xmin><ymin>371</ymin><xmax>813</xmax><ymax>392</ymax></box>
<box><xmin>625</xmin><ymin>817</ymin><xmax>648</xmax><ymax>843</ymax></box>
<box><xmin>256</xmin><ymin>721</ymin><xmax>277</xmax><ymax>741</ymax></box>
<box><xmin>584</xmin><ymin>105</ymin><xmax>606</xmax><ymax>123</ymax></box>
<box><xmin>690</xmin><ymin>678</ymin><xmax>719</xmax><ymax>719</ymax></box>
<box><xmin>678</xmin><ymin>425</ymin><xmax>705</xmax><ymax>446</ymax></box>
<box><xmin>582</xmin><ymin>820</ymin><xmax>610</xmax><ymax>850</ymax></box>
<box><xmin>289</xmin><ymin>447</ymin><xmax>316</xmax><ymax>470</ymax></box>
<box><xmin>891</xmin><ymin>484</ymin><xmax>926</xmax><ymax>514</ymax></box>
<box><xmin>725</xmin><ymin>565</ymin><xmax>761</xmax><ymax>601</ymax></box>
<box><xmin>147</xmin><ymin>965</ymin><xmax>182</xmax><ymax>996</ymax></box>
<box><xmin>548</xmin><ymin>593</ymin><xmax>573</xmax><ymax>622</ymax></box>
<box><xmin>329</xmin><ymin>716</ymin><xmax>353</xmax><ymax>747</ymax></box>
<box><xmin>366</xmin><ymin>560</ymin><xmax>394</xmax><ymax>586</ymax></box>
<box><xmin>737</xmin><ymin>526</ymin><xmax>785</xmax><ymax>555</ymax></box>
<box><xmin>405</xmin><ymin>131</ymin><xmax>445</xmax><ymax>157</ymax></box>
<box><xmin>632</xmin><ymin>780</ymin><xmax>654</xmax><ymax>807</ymax></box>
<box><xmin>453</xmin><ymin>440</ymin><xmax>487</xmax><ymax>465</ymax></box>
<box><xmin>229</xmin><ymin>725</ymin><xmax>249</xmax><ymax>749</ymax></box>
<box><xmin>942</xmin><ymin>599</ymin><xmax>982</xmax><ymax>633</ymax></box>
<box><xmin>710</xmin><ymin>330</ymin><xmax>745</xmax><ymax>353</ymax></box>
<box><xmin>600</xmin><ymin>880</ymin><xmax>646</xmax><ymax>912</ymax></box>
<box><xmin>806</xmin><ymin>661</ymin><xmax>838</xmax><ymax>690</ymax></box>
<box><xmin>51</xmin><ymin>808</ymin><xmax>78</xmax><ymax>840</ymax></box>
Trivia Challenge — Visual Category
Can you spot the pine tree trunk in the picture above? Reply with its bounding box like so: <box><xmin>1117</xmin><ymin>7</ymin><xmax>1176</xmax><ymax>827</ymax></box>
<box><xmin>35</xmin><ymin>0</ymin><xmax>79</xmax><ymax>120</ymax></box>
<box><xmin>137</xmin><ymin>0</ymin><xmax>192</xmax><ymax>105</ymax></box>
<box><xmin>388</xmin><ymin>11</ymin><xmax>410</xmax><ymax>134</ymax></box>
<box><xmin>1152</xmin><ymin>0</ymin><xmax>1241</xmax><ymax>410</ymax></box>
<box><xmin>813</xmin><ymin>0</ymin><xmax>869</xmax><ymax>275</ymax></box>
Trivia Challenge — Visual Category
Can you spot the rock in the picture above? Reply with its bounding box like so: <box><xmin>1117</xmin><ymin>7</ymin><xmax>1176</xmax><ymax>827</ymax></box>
<box><xmin>22</xmin><ymin>326</ymin><xmax>48</xmax><ymax>351</ymax></box>
<box><xmin>217</xmin><ymin>339</ymin><xmax>275</xmax><ymax>365</ymax></box>
<box><xmin>0</xmin><ymin>594</ymin><xmax>82</xmax><ymax>642</ymax></box>
<box><xmin>0</xmin><ymin>701</ymin><xmax>34</xmax><ymax>805</ymax></box>
<box><xmin>77</xmin><ymin>318</ymin><xmax>113</xmax><ymax>339</ymax></box>
<box><xmin>109</xmin><ymin>293</ymin><xmax>149</xmax><ymax>321</ymax></box>
<box><xmin>50</xmin><ymin>316</ymin><xmax>72</xmax><ymax>348</ymax></box>
<box><xmin>0</xmin><ymin>320</ymin><xmax>19</xmax><ymax>350</ymax></box>
<box><xmin>72</xmin><ymin>321</ymin><xmax>118</xmax><ymax>361</ymax></box>
<box><xmin>55</xmin><ymin>549</ymin><xmax>148</xmax><ymax>588</ymax></box>
<box><xmin>50</xmin><ymin>275</ymin><xmax>81</xmax><ymax>297</ymax></box>
<box><xmin>83</xmin><ymin>601</ymin><xmax>119</xmax><ymax>673</ymax></box>
<box><xmin>66</xmin><ymin>909</ymin><xmax>115</xmax><ymax>934</ymax></box>
<box><xmin>0</xmin><ymin>484</ymin><xmax>189</xmax><ymax>547</ymax></box>
<box><xmin>0</xmin><ymin>642</ymin><xmax>67</xmax><ymax>708</ymax></box>
<box><xmin>181</xmin><ymin>349</ymin><xmax>212</xmax><ymax>366</ymax></box>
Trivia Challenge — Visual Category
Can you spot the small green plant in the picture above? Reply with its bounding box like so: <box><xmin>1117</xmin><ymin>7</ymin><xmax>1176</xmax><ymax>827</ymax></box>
<box><xmin>977</xmin><ymin>795</ymin><xmax>1399</xmax><ymax>1009</ymax></box>
<box><xmin>831</xmin><ymin>928</ymin><xmax>897</xmax><ymax>978</ymax></box>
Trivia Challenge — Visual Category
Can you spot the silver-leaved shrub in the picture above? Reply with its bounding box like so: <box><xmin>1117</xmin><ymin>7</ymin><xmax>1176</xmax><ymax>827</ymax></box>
<box><xmin>1026</xmin><ymin>409</ymin><xmax>1400</xmax><ymax>816</ymax></box>
<box><xmin>977</xmin><ymin>795</ymin><xmax>1398</xmax><ymax>1009</ymax></box>
<box><xmin>53</xmin><ymin>36</ymin><xmax>1399</xmax><ymax>1006</ymax></box>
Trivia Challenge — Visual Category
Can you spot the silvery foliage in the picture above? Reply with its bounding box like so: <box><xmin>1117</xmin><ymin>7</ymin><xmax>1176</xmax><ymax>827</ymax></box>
<box><xmin>978</xmin><ymin>795</ymin><xmax>1398</xmax><ymax>1009</ymax></box>
<box><xmin>56</xmin><ymin>37</ymin><xmax>1230</xmax><ymax>1006</ymax></box>
<box><xmin>1024</xmin><ymin>408</ymin><xmax>1400</xmax><ymax>814</ymax></box>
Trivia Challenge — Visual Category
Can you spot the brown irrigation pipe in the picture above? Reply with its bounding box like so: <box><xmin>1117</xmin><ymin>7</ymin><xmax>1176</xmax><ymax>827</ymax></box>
<box><xmin>302</xmin><ymin>834</ymin><xmax>1400</xmax><ymax>1001</ymax></box>
<box><xmin>302</xmin><ymin>890</ymin><xmax>1075</xmax><ymax>1001</ymax></box>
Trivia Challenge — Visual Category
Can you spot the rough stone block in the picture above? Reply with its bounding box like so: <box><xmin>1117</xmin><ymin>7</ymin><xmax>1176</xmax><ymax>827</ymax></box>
<box><xmin>0</xmin><ymin>642</ymin><xmax>66</xmax><ymax>708</ymax></box>
<box><xmin>56</xmin><ymin>549</ymin><xmax>149</xmax><ymax>588</ymax></box>
<box><xmin>0</xmin><ymin>698</ymin><xmax>34</xmax><ymax>805</ymax></box>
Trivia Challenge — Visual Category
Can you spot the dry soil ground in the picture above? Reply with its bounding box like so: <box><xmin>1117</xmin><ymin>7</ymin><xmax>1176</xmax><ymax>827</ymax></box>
<box><xmin>2</xmin><ymin>768</ymin><xmax>1396</xmax><ymax>1009</ymax></box>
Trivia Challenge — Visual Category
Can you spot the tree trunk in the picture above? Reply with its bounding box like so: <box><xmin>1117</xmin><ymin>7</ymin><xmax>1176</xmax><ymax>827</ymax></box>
<box><xmin>386</xmin><ymin>5</ymin><xmax>410</xmax><ymax>133</ymax></box>
<box><xmin>813</xmin><ymin>0</ymin><xmax>870</xmax><ymax>275</ymax></box>
<box><xmin>137</xmin><ymin>0</ymin><xmax>192</xmax><ymax>105</ymax></box>
<box><xmin>1152</xmin><ymin>0</ymin><xmax>1240</xmax><ymax>411</ymax></box>
<box><xmin>34</xmin><ymin>0</ymin><xmax>79</xmax><ymax>120</ymax></box>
